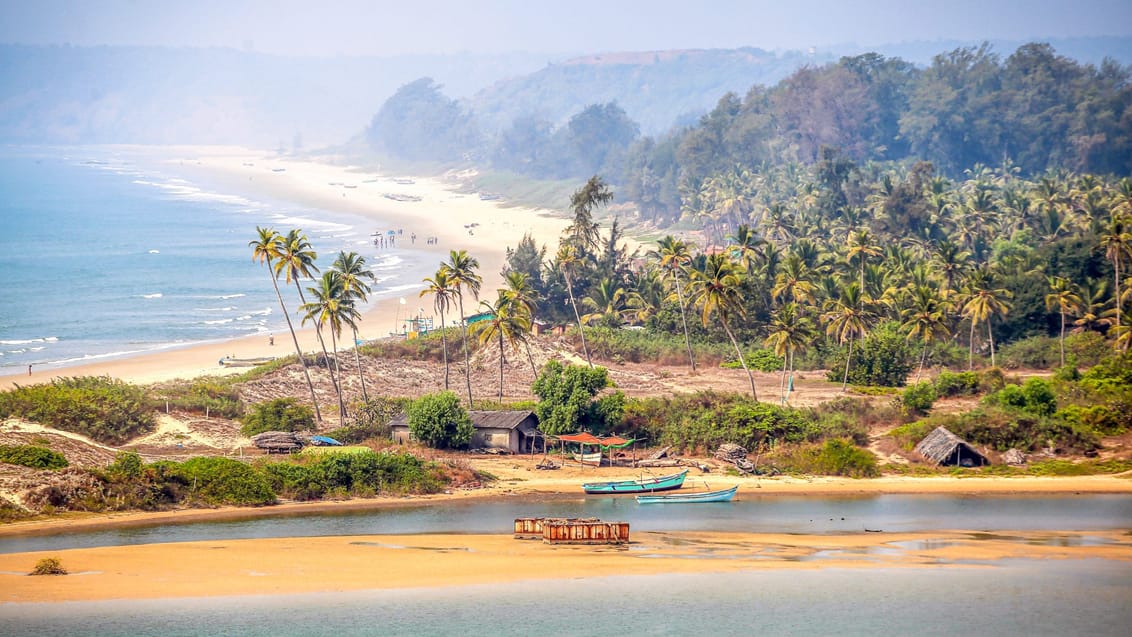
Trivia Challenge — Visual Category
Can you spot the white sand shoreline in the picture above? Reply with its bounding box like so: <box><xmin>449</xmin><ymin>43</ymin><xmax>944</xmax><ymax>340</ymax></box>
<box><xmin>0</xmin><ymin>145</ymin><xmax>573</xmax><ymax>389</ymax></box>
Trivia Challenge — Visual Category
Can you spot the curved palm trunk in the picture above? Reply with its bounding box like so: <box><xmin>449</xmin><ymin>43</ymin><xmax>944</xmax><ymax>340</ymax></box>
<box><xmin>457</xmin><ymin>295</ymin><xmax>473</xmax><ymax>407</ymax></box>
<box><xmin>721</xmin><ymin>316</ymin><xmax>757</xmax><ymax>400</ymax></box>
<box><xmin>270</xmin><ymin>274</ymin><xmax>321</xmax><ymax>423</ymax></box>
<box><xmin>916</xmin><ymin>346</ymin><xmax>928</xmax><ymax>382</ymax></box>
<box><xmin>1058</xmin><ymin>310</ymin><xmax>1066</xmax><ymax>367</ymax></box>
<box><xmin>439</xmin><ymin>307</ymin><xmax>450</xmax><ymax>390</ymax></box>
<box><xmin>841</xmin><ymin>338</ymin><xmax>854</xmax><ymax>393</ymax></box>
<box><xmin>295</xmin><ymin>282</ymin><xmax>343</xmax><ymax>414</ymax></box>
<box><xmin>674</xmin><ymin>271</ymin><xmax>696</xmax><ymax>371</ymax></box>
<box><xmin>329</xmin><ymin>328</ymin><xmax>347</xmax><ymax>419</ymax></box>
<box><xmin>1115</xmin><ymin>259</ymin><xmax>1122</xmax><ymax>352</ymax></box>
<box><xmin>351</xmin><ymin>326</ymin><xmax>369</xmax><ymax>403</ymax></box>
<box><xmin>563</xmin><ymin>269</ymin><xmax>592</xmax><ymax>368</ymax></box>
<box><xmin>498</xmin><ymin>331</ymin><xmax>505</xmax><ymax>403</ymax></box>
<box><xmin>988</xmin><ymin>319</ymin><xmax>996</xmax><ymax>368</ymax></box>
<box><xmin>968</xmin><ymin>320</ymin><xmax>976</xmax><ymax>370</ymax></box>
<box><xmin>779</xmin><ymin>355</ymin><xmax>788</xmax><ymax>403</ymax></box>
<box><xmin>523</xmin><ymin>339</ymin><xmax>538</xmax><ymax>378</ymax></box>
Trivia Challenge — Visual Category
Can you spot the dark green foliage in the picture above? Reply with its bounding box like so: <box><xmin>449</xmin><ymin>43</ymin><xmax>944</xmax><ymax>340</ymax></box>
<box><xmin>997</xmin><ymin>336</ymin><xmax>1062</xmax><ymax>370</ymax></box>
<box><xmin>0</xmin><ymin>376</ymin><xmax>155</xmax><ymax>445</ymax></box>
<box><xmin>905</xmin><ymin>407</ymin><xmax>1099</xmax><ymax>454</ymax></box>
<box><xmin>531</xmin><ymin>361</ymin><xmax>611</xmax><ymax>435</ymax></box>
<box><xmin>901</xmin><ymin>381</ymin><xmax>938</xmax><ymax>415</ymax></box>
<box><xmin>769</xmin><ymin>440</ymin><xmax>880</xmax><ymax>478</ymax></box>
<box><xmin>984</xmin><ymin>378</ymin><xmax>1057</xmax><ymax>417</ymax></box>
<box><xmin>406</xmin><ymin>391</ymin><xmax>473</xmax><ymax>449</ymax></box>
<box><xmin>934</xmin><ymin>371</ymin><xmax>981</xmax><ymax>397</ymax></box>
<box><xmin>722</xmin><ymin>349</ymin><xmax>784</xmax><ymax>373</ymax></box>
<box><xmin>0</xmin><ymin>445</ymin><xmax>68</xmax><ymax>470</ymax></box>
<box><xmin>240</xmin><ymin>398</ymin><xmax>316</xmax><ymax>437</ymax></box>
<box><xmin>586</xmin><ymin>391</ymin><xmax>626</xmax><ymax>435</ymax></box>
<box><xmin>260</xmin><ymin>462</ymin><xmax>326</xmax><ymax>500</ymax></box>
<box><xmin>826</xmin><ymin>322</ymin><xmax>913</xmax><ymax>387</ymax></box>
<box><xmin>166</xmin><ymin>457</ymin><xmax>276</xmax><ymax>506</ymax></box>
<box><xmin>310</xmin><ymin>451</ymin><xmax>442</xmax><ymax>495</ymax></box>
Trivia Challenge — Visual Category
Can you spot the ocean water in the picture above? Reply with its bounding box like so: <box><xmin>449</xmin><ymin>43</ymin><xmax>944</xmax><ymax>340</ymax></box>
<box><xmin>2</xmin><ymin>562</ymin><xmax>1129</xmax><ymax>636</ymax></box>
<box><xmin>0</xmin><ymin>146</ymin><xmax>429</xmax><ymax>374</ymax></box>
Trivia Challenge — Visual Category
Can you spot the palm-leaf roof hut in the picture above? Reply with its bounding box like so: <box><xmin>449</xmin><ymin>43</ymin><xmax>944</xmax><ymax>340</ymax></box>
<box><xmin>914</xmin><ymin>426</ymin><xmax>989</xmax><ymax>467</ymax></box>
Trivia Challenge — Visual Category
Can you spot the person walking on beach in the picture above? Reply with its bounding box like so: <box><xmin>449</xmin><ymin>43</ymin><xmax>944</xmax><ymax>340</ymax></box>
<box><xmin>269</xmin><ymin>334</ymin><xmax>274</xmax><ymax>346</ymax></box>
<box><xmin>28</xmin><ymin>364</ymin><xmax>32</xmax><ymax>376</ymax></box>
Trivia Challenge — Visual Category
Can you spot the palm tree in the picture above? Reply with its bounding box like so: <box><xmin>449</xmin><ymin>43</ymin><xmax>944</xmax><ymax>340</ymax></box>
<box><xmin>901</xmin><ymin>286</ymin><xmax>952</xmax><ymax>381</ymax></box>
<box><xmin>556</xmin><ymin>242</ymin><xmax>592</xmax><ymax>368</ymax></box>
<box><xmin>275</xmin><ymin>229</ymin><xmax>340</xmax><ymax>400</ymax></box>
<box><xmin>654</xmin><ymin>235</ymin><xmax>696</xmax><ymax>371</ymax></box>
<box><xmin>1045</xmin><ymin>276</ymin><xmax>1083</xmax><ymax>366</ymax></box>
<box><xmin>249</xmin><ymin>227</ymin><xmax>322</xmax><ymax>423</ymax></box>
<box><xmin>331</xmin><ymin>251</ymin><xmax>374</xmax><ymax>402</ymax></box>
<box><xmin>502</xmin><ymin>270</ymin><xmax>540</xmax><ymax>377</ymax></box>
<box><xmin>1099</xmin><ymin>213</ymin><xmax>1131</xmax><ymax>349</ymax></box>
<box><xmin>771</xmin><ymin>253</ymin><xmax>816</xmax><ymax>307</ymax></box>
<box><xmin>473</xmin><ymin>292</ymin><xmax>533</xmax><ymax>402</ymax></box>
<box><xmin>764</xmin><ymin>302</ymin><xmax>815</xmax><ymax>403</ymax></box>
<box><xmin>846</xmin><ymin>229</ymin><xmax>882</xmax><ymax>291</ymax></box>
<box><xmin>421</xmin><ymin>268</ymin><xmax>458</xmax><ymax>390</ymax></box>
<box><xmin>581</xmin><ymin>277</ymin><xmax>628</xmax><ymax>327</ymax></box>
<box><xmin>962</xmin><ymin>268</ymin><xmax>1013</xmax><ymax>368</ymax></box>
<box><xmin>443</xmin><ymin>250</ymin><xmax>482</xmax><ymax>406</ymax></box>
<box><xmin>821</xmin><ymin>282</ymin><xmax>873</xmax><ymax>392</ymax></box>
<box><xmin>1071</xmin><ymin>279</ymin><xmax>1113</xmax><ymax>334</ymax></box>
<box><xmin>301</xmin><ymin>271</ymin><xmax>355</xmax><ymax>419</ymax></box>
<box><xmin>690</xmin><ymin>252</ymin><xmax>757</xmax><ymax>399</ymax></box>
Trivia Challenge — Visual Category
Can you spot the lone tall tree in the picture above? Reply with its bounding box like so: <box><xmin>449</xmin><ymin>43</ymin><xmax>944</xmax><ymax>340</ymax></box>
<box><xmin>443</xmin><ymin>250</ymin><xmax>482</xmax><ymax>406</ymax></box>
<box><xmin>331</xmin><ymin>251</ymin><xmax>374</xmax><ymax>402</ymax></box>
<box><xmin>690</xmin><ymin>252</ymin><xmax>757</xmax><ymax>399</ymax></box>
<box><xmin>421</xmin><ymin>267</ymin><xmax>458</xmax><ymax>390</ymax></box>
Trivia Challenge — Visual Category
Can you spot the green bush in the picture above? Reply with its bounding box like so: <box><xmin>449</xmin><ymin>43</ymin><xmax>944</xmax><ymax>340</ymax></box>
<box><xmin>240</xmin><ymin>398</ymin><xmax>316</xmax><ymax>437</ymax></box>
<box><xmin>934</xmin><ymin>371</ymin><xmax>981</xmax><ymax>397</ymax></box>
<box><xmin>769</xmin><ymin>439</ymin><xmax>879</xmax><ymax>478</ymax></box>
<box><xmin>0</xmin><ymin>444</ymin><xmax>68</xmax><ymax>470</ymax></box>
<box><xmin>152</xmin><ymin>379</ymin><xmax>243</xmax><ymax>418</ymax></box>
<box><xmin>998</xmin><ymin>335</ymin><xmax>1060</xmax><ymax>369</ymax></box>
<box><xmin>407</xmin><ymin>391</ymin><xmax>473</xmax><ymax>449</ymax></box>
<box><xmin>721</xmin><ymin>349</ymin><xmax>784</xmax><ymax>373</ymax></box>
<box><xmin>259</xmin><ymin>462</ymin><xmax>327</xmax><ymax>500</ymax></box>
<box><xmin>0</xmin><ymin>376</ymin><xmax>155</xmax><ymax>445</ymax></box>
<box><xmin>311</xmin><ymin>450</ymin><xmax>443</xmax><ymax>495</ymax></box>
<box><xmin>826</xmin><ymin>322</ymin><xmax>913</xmax><ymax>387</ymax></box>
<box><xmin>984</xmin><ymin>378</ymin><xmax>1056</xmax><ymax>417</ymax></box>
<box><xmin>568</xmin><ymin>326</ymin><xmax>730</xmax><ymax>367</ymax></box>
<box><xmin>166</xmin><ymin>457</ymin><xmax>276</xmax><ymax>506</ymax></box>
<box><xmin>900</xmin><ymin>382</ymin><xmax>938</xmax><ymax>415</ymax></box>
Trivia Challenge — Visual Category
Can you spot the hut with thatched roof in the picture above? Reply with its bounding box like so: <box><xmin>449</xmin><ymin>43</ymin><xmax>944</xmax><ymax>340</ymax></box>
<box><xmin>914</xmin><ymin>426</ymin><xmax>989</xmax><ymax>467</ymax></box>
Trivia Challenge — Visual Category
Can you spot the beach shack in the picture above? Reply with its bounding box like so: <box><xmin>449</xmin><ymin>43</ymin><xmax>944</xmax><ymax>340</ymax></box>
<box><xmin>389</xmin><ymin>410</ymin><xmax>543</xmax><ymax>454</ymax></box>
<box><xmin>914</xmin><ymin>426</ymin><xmax>990</xmax><ymax>467</ymax></box>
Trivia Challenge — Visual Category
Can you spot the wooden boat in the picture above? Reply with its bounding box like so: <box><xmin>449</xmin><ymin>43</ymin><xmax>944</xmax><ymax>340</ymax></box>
<box><xmin>582</xmin><ymin>470</ymin><xmax>688</xmax><ymax>494</ymax></box>
<box><xmin>572</xmin><ymin>451</ymin><xmax>602</xmax><ymax>466</ymax></box>
<box><xmin>218</xmin><ymin>356</ymin><xmax>276</xmax><ymax>368</ymax></box>
<box><xmin>635</xmin><ymin>485</ymin><xmax>738</xmax><ymax>504</ymax></box>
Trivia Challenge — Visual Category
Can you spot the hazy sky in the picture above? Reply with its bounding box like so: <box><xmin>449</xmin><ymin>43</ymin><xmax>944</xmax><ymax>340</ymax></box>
<box><xmin>2</xmin><ymin>0</ymin><xmax>1129</xmax><ymax>56</ymax></box>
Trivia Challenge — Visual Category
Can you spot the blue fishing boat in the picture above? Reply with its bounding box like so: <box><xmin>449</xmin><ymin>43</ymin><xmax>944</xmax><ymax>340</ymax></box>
<box><xmin>582</xmin><ymin>470</ymin><xmax>688</xmax><ymax>494</ymax></box>
<box><xmin>635</xmin><ymin>485</ymin><xmax>738</xmax><ymax>504</ymax></box>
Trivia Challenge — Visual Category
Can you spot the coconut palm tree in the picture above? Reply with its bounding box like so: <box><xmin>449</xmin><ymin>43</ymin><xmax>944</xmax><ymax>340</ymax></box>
<box><xmin>249</xmin><ymin>227</ymin><xmax>322</xmax><ymax>423</ymax></box>
<box><xmin>556</xmin><ymin>241</ymin><xmax>592</xmax><ymax>368</ymax></box>
<box><xmin>1099</xmin><ymin>213</ymin><xmax>1131</xmax><ymax>349</ymax></box>
<box><xmin>502</xmin><ymin>270</ymin><xmax>540</xmax><ymax>377</ymax></box>
<box><xmin>473</xmin><ymin>292</ymin><xmax>532</xmax><ymax>403</ymax></box>
<box><xmin>301</xmin><ymin>271</ymin><xmax>355</xmax><ymax>419</ymax></box>
<box><xmin>846</xmin><ymin>228</ymin><xmax>882</xmax><ymax>291</ymax></box>
<box><xmin>962</xmin><ymin>268</ymin><xmax>1013</xmax><ymax>368</ymax></box>
<box><xmin>331</xmin><ymin>251</ymin><xmax>374</xmax><ymax>402</ymax></box>
<box><xmin>1045</xmin><ymin>276</ymin><xmax>1083</xmax><ymax>366</ymax></box>
<box><xmin>821</xmin><ymin>282</ymin><xmax>873</xmax><ymax>392</ymax></box>
<box><xmin>421</xmin><ymin>268</ymin><xmax>458</xmax><ymax>390</ymax></box>
<box><xmin>900</xmin><ymin>286</ymin><xmax>952</xmax><ymax>381</ymax></box>
<box><xmin>690</xmin><ymin>252</ymin><xmax>757</xmax><ymax>399</ymax></box>
<box><xmin>581</xmin><ymin>277</ymin><xmax>628</xmax><ymax>327</ymax></box>
<box><xmin>275</xmin><ymin>229</ymin><xmax>340</xmax><ymax>399</ymax></box>
<box><xmin>443</xmin><ymin>250</ymin><xmax>482</xmax><ymax>406</ymax></box>
<box><xmin>654</xmin><ymin>235</ymin><xmax>696</xmax><ymax>371</ymax></box>
<box><xmin>1071</xmin><ymin>278</ymin><xmax>1113</xmax><ymax>335</ymax></box>
<box><xmin>764</xmin><ymin>302</ymin><xmax>816</xmax><ymax>404</ymax></box>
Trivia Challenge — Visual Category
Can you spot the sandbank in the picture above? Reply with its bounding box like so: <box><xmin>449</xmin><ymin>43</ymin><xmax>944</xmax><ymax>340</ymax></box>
<box><xmin>0</xmin><ymin>146</ymin><xmax>572</xmax><ymax>389</ymax></box>
<box><xmin>1</xmin><ymin>529</ymin><xmax>1129</xmax><ymax>603</ymax></box>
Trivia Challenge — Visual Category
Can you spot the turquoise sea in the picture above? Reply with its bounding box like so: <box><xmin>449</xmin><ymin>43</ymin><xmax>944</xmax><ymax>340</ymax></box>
<box><xmin>0</xmin><ymin>146</ymin><xmax>429</xmax><ymax>374</ymax></box>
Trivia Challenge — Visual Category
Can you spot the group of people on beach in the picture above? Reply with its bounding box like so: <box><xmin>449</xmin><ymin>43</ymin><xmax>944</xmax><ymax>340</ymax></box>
<box><xmin>372</xmin><ymin>228</ymin><xmax>441</xmax><ymax>248</ymax></box>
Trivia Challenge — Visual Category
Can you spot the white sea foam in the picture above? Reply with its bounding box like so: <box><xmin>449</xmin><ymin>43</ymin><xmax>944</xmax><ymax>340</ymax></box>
<box><xmin>219</xmin><ymin>294</ymin><xmax>246</xmax><ymax>300</ymax></box>
<box><xmin>196</xmin><ymin>306</ymin><xmax>237</xmax><ymax>312</ymax></box>
<box><xmin>248</xmin><ymin>308</ymin><xmax>272</xmax><ymax>316</ymax></box>
<box><xmin>148</xmin><ymin>249</ymin><xmax>160</xmax><ymax>254</ymax></box>
<box><xmin>275</xmin><ymin>216</ymin><xmax>353</xmax><ymax>232</ymax></box>
<box><xmin>236</xmin><ymin>315</ymin><xmax>252</xmax><ymax>321</ymax></box>
<box><xmin>0</xmin><ymin>337</ymin><xmax>59</xmax><ymax>345</ymax></box>
<box><xmin>141</xmin><ymin>293</ymin><xmax>163</xmax><ymax>299</ymax></box>
<box><xmin>203</xmin><ymin>318</ymin><xmax>234</xmax><ymax>325</ymax></box>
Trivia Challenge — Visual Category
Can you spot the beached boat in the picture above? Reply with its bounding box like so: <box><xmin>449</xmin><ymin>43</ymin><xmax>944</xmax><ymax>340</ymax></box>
<box><xmin>635</xmin><ymin>485</ymin><xmax>738</xmax><ymax>504</ymax></box>
<box><xmin>572</xmin><ymin>451</ymin><xmax>602</xmax><ymax>467</ymax></box>
<box><xmin>582</xmin><ymin>470</ymin><xmax>688</xmax><ymax>494</ymax></box>
<box><xmin>218</xmin><ymin>356</ymin><xmax>276</xmax><ymax>368</ymax></box>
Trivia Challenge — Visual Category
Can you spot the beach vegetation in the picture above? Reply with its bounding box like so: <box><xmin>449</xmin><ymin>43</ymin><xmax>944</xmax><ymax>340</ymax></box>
<box><xmin>900</xmin><ymin>381</ymin><xmax>938</xmax><ymax>416</ymax></box>
<box><xmin>720</xmin><ymin>348</ymin><xmax>784</xmax><ymax>373</ymax></box>
<box><xmin>325</xmin><ymin>397</ymin><xmax>405</xmax><ymax>443</ymax></box>
<box><xmin>150</xmin><ymin>378</ymin><xmax>243</xmax><ymax>418</ymax></box>
<box><xmin>933</xmin><ymin>370</ymin><xmax>982</xmax><ymax>397</ymax></box>
<box><xmin>240</xmin><ymin>398</ymin><xmax>316</xmax><ymax>437</ymax></box>
<box><xmin>441</xmin><ymin>250</ymin><xmax>483</xmax><ymax>406</ymax></box>
<box><xmin>826</xmin><ymin>322</ymin><xmax>914</xmax><ymax>388</ymax></box>
<box><xmin>421</xmin><ymin>266</ymin><xmax>459</xmax><ymax>390</ymax></box>
<box><xmin>30</xmin><ymin>557</ymin><xmax>67</xmax><ymax>576</ymax></box>
<box><xmin>331</xmin><ymin>251</ymin><xmax>377</xmax><ymax>403</ymax></box>
<box><xmin>0</xmin><ymin>376</ymin><xmax>155</xmax><ymax>445</ymax></box>
<box><xmin>0</xmin><ymin>499</ymin><xmax>32</xmax><ymax>523</ymax></box>
<box><xmin>571</xmin><ymin>326</ymin><xmax>730</xmax><ymax>367</ymax></box>
<box><xmin>164</xmin><ymin>457</ymin><xmax>276</xmax><ymax>506</ymax></box>
<box><xmin>407</xmin><ymin>391</ymin><xmax>474</xmax><ymax>449</ymax></box>
<box><xmin>302</xmin><ymin>269</ymin><xmax>361</xmax><ymax>419</ymax></box>
<box><xmin>0</xmin><ymin>444</ymin><xmax>68</xmax><ymax>470</ymax></box>
<box><xmin>531</xmin><ymin>360</ymin><xmax>612</xmax><ymax>435</ymax></box>
<box><xmin>766</xmin><ymin>439</ymin><xmax>880</xmax><ymax>478</ymax></box>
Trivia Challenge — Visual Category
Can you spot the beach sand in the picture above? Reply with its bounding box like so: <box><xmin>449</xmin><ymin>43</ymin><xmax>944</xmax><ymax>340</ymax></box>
<box><xmin>0</xmin><ymin>146</ymin><xmax>572</xmax><ymax>389</ymax></box>
<box><xmin>2</xmin><ymin>529</ymin><xmax>1129</xmax><ymax>602</ymax></box>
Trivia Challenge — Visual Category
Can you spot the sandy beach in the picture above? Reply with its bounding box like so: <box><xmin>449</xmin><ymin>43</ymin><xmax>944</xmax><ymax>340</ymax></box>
<box><xmin>0</xmin><ymin>146</ymin><xmax>572</xmax><ymax>389</ymax></box>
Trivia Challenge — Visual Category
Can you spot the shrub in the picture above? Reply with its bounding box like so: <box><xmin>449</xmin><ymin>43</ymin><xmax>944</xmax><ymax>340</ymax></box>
<box><xmin>325</xmin><ymin>397</ymin><xmax>407</xmax><ymax>443</ymax></box>
<box><xmin>998</xmin><ymin>335</ymin><xmax>1060</xmax><ymax>369</ymax></box>
<box><xmin>152</xmin><ymin>379</ymin><xmax>243</xmax><ymax>418</ymax></box>
<box><xmin>167</xmin><ymin>457</ymin><xmax>276</xmax><ymax>506</ymax></box>
<box><xmin>407</xmin><ymin>392</ymin><xmax>473</xmax><ymax>449</ymax></box>
<box><xmin>721</xmin><ymin>349</ymin><xmax>784</xmax><ymax>373</ymax></box>
<box><xmin>259</xmin><ymin>462</ymin><xmax>326</xmax><ymax>500</ymax></box>
<box><xmin>240</xmin><ymin>398</ymin><xmax>316</xmax><ymax>437</ymax></box>
<box><xmin>934</xmin><ymin>371</ymin><xmax>981</xmax><ymax>397</ymax></box>
<box><xmin>0</xmin><ymin>376</ymin><xmax>155</xmax><ymax>445</ymax></box>
<box><xmin>0</xmin><ymin>444</ymin><xmax>68</xmax><ymax>470</ymax></box>
<box><xmin>0</xmin><ymin>499</ymin><xmax>32</xmax><ymax>523</ymax></box>
<box><xmin>826</xmin><ymin>322</ymin><xmax>913</xmax><ymax>387</ymax></box>
<box><xmin>586</xmin><ymin>391</ymin><xmax>626</xmax><ymax>435</ymax></box>
<box><xmin>30</xmin><ymin>557</ymin><xmax>67</xmax><ymax>576</ymax></box>
<box><xmin>311</xmin><ymin>450</ymin><xmax>443</xmax><ymax>494</ymax></box>
<box><xmin>984</xmin><ymin>378</ymin><xmax>1056</xmax><ymax>417</ymax></box>
<box><xmin>769</xmin><ymin>439</ymin><xmax>879</xmax><ymax>478</ymax></box>
<box><xmin>568</xmin><ymin>326</ymin><xmax>731</xmax><ymax>367</ymax></box>
<box><xmin>900</xmin><ymin>382</ymin><xmax>937</xmax><ymax>415</ymax></box>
